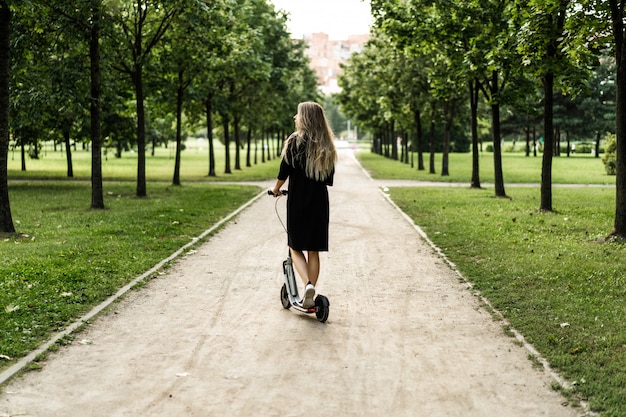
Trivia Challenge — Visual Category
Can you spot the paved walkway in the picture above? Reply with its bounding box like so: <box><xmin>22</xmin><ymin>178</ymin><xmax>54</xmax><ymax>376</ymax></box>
<box><xmin>0</xmin><ymin>144</ymin><xmax>585</xmax><ymax>416</ymax></box>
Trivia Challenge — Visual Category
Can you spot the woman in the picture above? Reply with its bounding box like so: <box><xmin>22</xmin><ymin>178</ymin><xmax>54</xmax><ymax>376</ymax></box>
<box><xmin>271</xmin><ymin>102</ymin><xmax>337</xmax><ymax>308</ymax></box>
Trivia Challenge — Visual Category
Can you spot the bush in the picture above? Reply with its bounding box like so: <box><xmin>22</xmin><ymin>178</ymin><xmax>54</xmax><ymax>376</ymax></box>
<box><xmin>573</xmin><ymin>143</ymin><xmax>593</xmax><ymax>154</ymax></box>
<box><xmin>601</xmin><ymin>133</ymin><xmax>617</xmax><ymax>175</ymax></box>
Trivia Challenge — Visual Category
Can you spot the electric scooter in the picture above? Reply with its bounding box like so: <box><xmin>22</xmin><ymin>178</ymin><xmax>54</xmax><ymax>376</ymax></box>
<box><xmin>268</xmin><ymin>189</ymin><xmax>330</xmax><ymax>323</ymax></box>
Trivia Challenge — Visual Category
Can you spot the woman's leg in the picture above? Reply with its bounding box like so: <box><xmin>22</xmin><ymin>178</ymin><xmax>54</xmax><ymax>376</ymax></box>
<box><xmin>307</xmin><ymin>251</ymin><xmax>320</xmax><ymax>286</ymax></box>
<box><xmin>289</xmin><ymin>249</ymin><xmax>320</xmax><ymax>286</ymax></box>
<box><xmin>290</xmin><ymin>248</ymin><xmax>319</xmax><ymax>308</ymax></box>
<box><xmin>290</xmin><ymin>248</ymin><xmax>310</xmax><ymax>285</ymax></box>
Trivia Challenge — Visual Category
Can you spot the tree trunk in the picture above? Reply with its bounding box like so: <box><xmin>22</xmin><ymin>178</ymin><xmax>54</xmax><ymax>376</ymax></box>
<box><xmin>261</xmin><ymin>128</ymin><xmax>266</xmax><ymax>163</ymax></box>
<box><xmin>246</xmin><ymin>129</ymin><xmax>251</xmax><ymax>167</ymax></box>
<box><xmin>173</xmin><ymin>70</ymin><xmax>183</xmax><ymax>186</ymax></box>
<box><xmin>276</xmin><ymin>129</ymin><xmax>282</xmax><ymax>157</ymax></box>
<box><xmin>482</xmin><ymin>70</ymin><xmax>507</xmax><ymax>197</ymax></box>
<box><xmin>469</xmin><ymin>79</ymin><xmax>481</xmax><ymax>188</ymax></box>
<box><xmin>222</xmin><ymin>114</ymin><xmax>231</xmax><ymax>174</ymax></box>
<box><xmin>540</xmin><ymin>70</ymin><xmax>555</xmax><ymax>212</ymax></box>
<box><xmin>254</xmin><ymin>129</ymin><xmax>258</xmax><ymax>165</ymax></box>
<box><xmin>429</xmin><ymin>103</ymin><xmax>436</xmax><ymax>175</ymax></box>
<box><xmin>525</xmin><ymin>126</ymin><xmax>531</xmax><ymax>157</ymax></box>
<box><xmin>64</xmin><ymin>128</ymin><xmax>73</xmax><ymax>178</ymax></box>
<box><xmin>414</xmin><ymin>109</ymin><xmax>424</xmax><ymax>171</ymax></box>
<box><xmin>234</xmin><ymin>115</ymin><xmax>241</xmax><ymax>170</ymax></box>
<box><xmin>135</xmin><ymin>67</ymin><xmax>147</xmax><ymax>197</ymax></box>
<box><xmin>90</xmin><ymin>2</ymin><xmax>104</xmax><ymax>209</ymax></box>
<box><xmin>441</xmin><ymin>100</ymin><xmax>454</xmax><ymax>177</ymax></box>
<box><xmin>403</xmin><ymin>131</ymin><xmax>409</xmax><ymax>164</ymax></box>
<box><xmin>0</xmin><ymin>0</ymin><xmax>15</xmax><ymax>233</ymax></box>
<box><xmin>555</xmin><ymin>126</ymin><xmax>560</xmax><ymax>156</ymax></box>
<box><xmin>20</xmin><ymin>143</ymin><xmax>25</xmax><ymax>171</ymax></box>
<box><xmin>492</xmin><ymin>102</ymin><xmax>506</xmax><ymax>197</ymax></box>
<box><xmin>205</xmin><ymin>97</ymin><xmax>215</xmax><ymax>177</ymax></box>
<box><xmin>263</xmin><ymin>130</ymin><xmax>268</xmax><ymax>161</ymax></box>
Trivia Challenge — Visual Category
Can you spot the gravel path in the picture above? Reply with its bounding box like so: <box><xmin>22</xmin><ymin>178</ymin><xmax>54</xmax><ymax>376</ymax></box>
<box><xmin>0</xmin><ymin>144</ymin><xmax>585</xmax><ymax>417</ymax></box>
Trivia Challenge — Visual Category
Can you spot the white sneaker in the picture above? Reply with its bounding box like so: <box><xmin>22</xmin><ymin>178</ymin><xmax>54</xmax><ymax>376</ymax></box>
<box><xmin>302</xmin><ymin>283</ymin><xmax>315</xmax><ymax>308</ymax></box>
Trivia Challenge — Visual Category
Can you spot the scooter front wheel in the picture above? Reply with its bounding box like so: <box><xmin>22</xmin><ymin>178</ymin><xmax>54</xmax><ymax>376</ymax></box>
<box><xmin>314</xmin><ymin>295</ymin><xmax>330</xmax><ymax>323</ymax></box>
<box><xmin>280</xmin><ymin>284</ymin><xmax>291</xmax><ymax>309</ymax></box>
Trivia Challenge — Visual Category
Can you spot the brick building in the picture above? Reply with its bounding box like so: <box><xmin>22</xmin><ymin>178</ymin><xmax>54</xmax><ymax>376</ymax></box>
<box><xmin>303</xmin><ymin>33</ymin><xmax>369</xmax><ymax>95</ymax></box>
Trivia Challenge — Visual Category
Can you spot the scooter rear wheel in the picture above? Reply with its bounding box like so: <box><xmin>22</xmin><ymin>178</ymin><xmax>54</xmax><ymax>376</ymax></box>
<box><xmin>314</xmin><ymin>295</ymin><xmax>329</xmax><ymax>323</ymax></box>
<box><xmin>280</xmin><ymin>284</ymin><xmax>291</xmax><ymax>309</ymax></box>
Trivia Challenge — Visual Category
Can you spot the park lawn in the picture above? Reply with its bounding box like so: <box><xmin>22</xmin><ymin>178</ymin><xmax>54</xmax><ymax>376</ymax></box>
<box><xmin>8</xmin><ymin>140</ymin><xmax>282</xmax><ymax>182</ymax></box>
<box><xmin>359</xmin><ymin>150</ymin><xmax>625</xmax><ymax>416</ymax></box>
<box><xmin>357</xmin><ymin>149</ymin><xmax>616</xmax><ymax>185</ymax></box>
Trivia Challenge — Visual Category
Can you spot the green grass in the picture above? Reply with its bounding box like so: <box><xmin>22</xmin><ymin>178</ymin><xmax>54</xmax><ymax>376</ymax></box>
<box><xmin>8</xmin><ymin>140</ymin><xmax>282</xmax><ymax>182</ymax></box>
<box><xmin>358</xmin><ymin>149</ymin><xmax>615</xmax><ymax>185</ymax></box>
<box><xmin>359</xmin><ymin>150</ymin><xmax>625</xmax><ymax>416</ymax></box>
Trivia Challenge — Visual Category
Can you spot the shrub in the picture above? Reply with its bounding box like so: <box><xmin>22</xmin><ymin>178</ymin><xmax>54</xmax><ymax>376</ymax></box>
<box><xmin>574</xmin><ymin>143</ymin><xmax>593</xmax><ymax>154</ymax></box>
<box><xmin>601</xmin><ymin>133</ymin><xmax>617</xmax><ymax>175</ymax></box>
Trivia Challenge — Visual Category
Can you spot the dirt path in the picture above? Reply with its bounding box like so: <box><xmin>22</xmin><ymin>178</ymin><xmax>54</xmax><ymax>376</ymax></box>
<box><xmin>0</xmin><ymin>144</ymin><xmax>584</xmax><ymax>417</ymax></box>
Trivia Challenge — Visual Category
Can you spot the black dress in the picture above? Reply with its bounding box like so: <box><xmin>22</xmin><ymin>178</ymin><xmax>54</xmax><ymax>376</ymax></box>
<box><xmin>277</xmin><ymin>139</ymin><xmax>334</xmax><ymax>252</ymax></box>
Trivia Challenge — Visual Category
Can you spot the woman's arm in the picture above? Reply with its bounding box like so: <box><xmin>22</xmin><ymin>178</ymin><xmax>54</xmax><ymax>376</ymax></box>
<box><xmin>272</xmin><ymin>179</ymin><xmax>286</xmax><ymax>196</ymax></box>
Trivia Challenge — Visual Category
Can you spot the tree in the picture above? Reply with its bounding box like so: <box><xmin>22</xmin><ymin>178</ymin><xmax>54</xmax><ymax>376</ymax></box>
<box><xmin>467</xmin><ymin>0</ymin><xmax>521</xmax><ymax>196</ymax></box>
<box><xmin>8</xmin><ymin>4</ymin><xmax>49</xmax><ymax>173</ymax></box>
<box><xmin>24</xmin><ymin>1</ymin><xmax>106</xmax><ymax>207</ymax></box>
<box><xmin>579</xmin><ymin>55</ymin><xmax>615</xmax><ymax>158</ymax></box>
<box><xmin>89</xmin><ymin>2</ymin><xmax>104</xmax><ymax>209</ymax></box>
<box><xmin>187</xmin><ymin>0</ymin><xmax>233</xmax><ymax>178</ymax></box>
<box><xmin>337</xmin><ymin>39</ymin><xmax>392</xmax><ymax>156</ymax></box>
<box><xmin>109</xmin><ymin>0</ymin><xmax>177</xmax><ymax>197</ymax></box>
<box><xmin>151</xmin><ymin>0</ymin><xmax>212</xmax><ymax>186</ymax></box>
<box><xmin>514</xmin><ymin>0</ymin><xmax>595</xmax><ymax>211</ymax></box>
<box><xmin>0</xmin><ymin>0</ymin><xmax>15</xmax><ymax>233</ymax></box>
<box><xmin>371</xmin><ymin>0</ymin><xmax>468</xmax><ymax>176</ymax></box>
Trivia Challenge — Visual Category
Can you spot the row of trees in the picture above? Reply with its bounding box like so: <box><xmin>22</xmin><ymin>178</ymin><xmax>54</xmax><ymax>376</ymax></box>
<box><xmin>0</xmin><ymin>0</ymin><xmax>318</xmax><ymax>234</ymax></box>
<box><xmin>337</xmin><ymin>0</ymin><xmax>626</xmax><ymax>239</ymax></box>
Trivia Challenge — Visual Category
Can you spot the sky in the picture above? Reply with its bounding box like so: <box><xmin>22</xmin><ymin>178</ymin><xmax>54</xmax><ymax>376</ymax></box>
<box><xmin>270</xmin><ymin>0</ymin><xmax>373</xmax><ymax>40</ymax></box>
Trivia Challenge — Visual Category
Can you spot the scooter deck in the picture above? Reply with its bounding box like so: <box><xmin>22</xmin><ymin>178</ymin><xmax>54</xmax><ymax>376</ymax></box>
<box><xmin>290</xmin><ymin>302</ymin><xmax>318</xmax><ymax>314</ymax></box>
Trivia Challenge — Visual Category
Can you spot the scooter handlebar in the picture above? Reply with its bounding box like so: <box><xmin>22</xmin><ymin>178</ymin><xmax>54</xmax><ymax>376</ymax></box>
<box><xmin>268</xmin><ymin>189</ymin><xmax>288</xmax><ymax>196</ymax></box>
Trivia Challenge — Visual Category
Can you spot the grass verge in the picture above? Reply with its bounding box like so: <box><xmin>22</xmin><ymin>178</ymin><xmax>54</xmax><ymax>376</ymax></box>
<box><xmin>358</xmin><ymin>150</ymin><xmax>615</xmax><ymax>185</ymax></box>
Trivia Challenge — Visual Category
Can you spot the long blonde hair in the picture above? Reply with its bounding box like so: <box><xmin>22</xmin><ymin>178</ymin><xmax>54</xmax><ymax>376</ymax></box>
<box><xmin>282</xmin><ymin>102</ymin><xmax>337</xmax><ymax>181</ymax></box>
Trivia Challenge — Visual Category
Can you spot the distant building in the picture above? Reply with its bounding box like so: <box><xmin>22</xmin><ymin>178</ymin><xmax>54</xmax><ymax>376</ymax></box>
<box><xmin>302</xmin><ymin>33</ymin><xmax>369</xmax><ymax>95</ymax></box>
